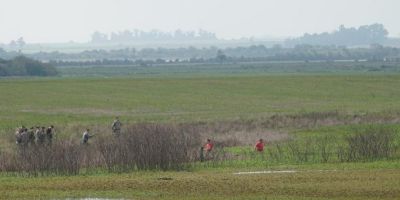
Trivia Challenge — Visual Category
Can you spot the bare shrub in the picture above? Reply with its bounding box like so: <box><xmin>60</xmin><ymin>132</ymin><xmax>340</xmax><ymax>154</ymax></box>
<box><xmin>0</xmin><ymin>123</ymin><xmax>201</xmax><ymax>175</ymax></box>
<box><xmin>96</xmin><ymin>123</ymin><xmax>199</xmax><ymax>172</ymax></box>
<box><xmin>0</xmin><ymin>141</ymin><xmax>82</xmax><ymax>176</ymax></box>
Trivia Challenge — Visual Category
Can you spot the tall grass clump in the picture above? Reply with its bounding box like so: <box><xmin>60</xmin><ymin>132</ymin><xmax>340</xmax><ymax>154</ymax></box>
<box><xmin>273</xmin><ymin>126</ymin><xmax>397</xmax><ymax>164</ymax></box>
<box><xmin>219</xmin><ymin>125</ymin><xmax>399</xmax><ymax>167</ymax></box>
<box><xmin>345</xmin><ymin>126</ymin><xmax>396</xmax><ymax>161</ymax></box>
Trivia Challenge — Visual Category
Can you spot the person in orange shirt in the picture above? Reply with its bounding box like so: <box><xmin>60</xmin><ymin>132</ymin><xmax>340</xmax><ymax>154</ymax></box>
<box><xmin>255</xmin><ymin>138</ymin><xmax>265</xmax><ymax>152</ymax></box>
<box><xmin>204</xmin><ymin>138</ymin><xmax>214</xmax><ymax>152</ymax></box>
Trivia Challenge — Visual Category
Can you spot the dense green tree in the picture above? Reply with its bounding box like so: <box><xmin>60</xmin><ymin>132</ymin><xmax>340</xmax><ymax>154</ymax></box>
<box><xmin>0</xmin><ymin>56</ymin><xmax>58</xmax><ymax>77</ymax></box>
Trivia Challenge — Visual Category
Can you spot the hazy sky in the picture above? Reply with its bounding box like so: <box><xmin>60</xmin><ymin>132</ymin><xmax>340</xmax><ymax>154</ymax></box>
<box><xmin>0</xmin><ymin>0</ymin><xmax>399</xmax><ymax>43</ymax></box>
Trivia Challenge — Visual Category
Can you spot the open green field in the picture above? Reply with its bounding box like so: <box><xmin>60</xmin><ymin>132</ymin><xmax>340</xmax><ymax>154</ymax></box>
<box><xmin>1</xmin><ymin>74</ymin><xmax>400</xmax><ymax>130</ymax></box>
<box><xmin>57</xmin><ymin>61</ymin><xmax>400</xmax><ymax>77</ymax></box>
<box><xmin>1</xmin><ymin>70</ymin><xmax>400</xmax><ymax>199</ymax></box>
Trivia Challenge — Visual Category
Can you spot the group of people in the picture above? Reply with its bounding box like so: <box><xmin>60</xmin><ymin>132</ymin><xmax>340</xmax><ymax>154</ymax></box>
<box><xmin>199</xmin><ymin>138</ymin><xmax>265</xmax><ymax>161</ymax></box>
<box><xmin>15</xmin><ymin>125</ymin><xmax>55</xmax><ymax>145</ymax></box>
<box><xmin>81</xmin><ymin>117</ymin><xmax>122</xmax><ymax>144</ymax></box>
<box><xmin>14</xmin><ymin>117</ymin><xmax>267</xmax><ymax>158</ymax></box>
<box><xmin>14</xmin><ymin>117</ymin><xmax>122</xmax><ymax>146</ymax></box>
<box><xmin>202</xmin><ymin>138</ymin><xmax>265</xmax><ymax>152</ymax></box>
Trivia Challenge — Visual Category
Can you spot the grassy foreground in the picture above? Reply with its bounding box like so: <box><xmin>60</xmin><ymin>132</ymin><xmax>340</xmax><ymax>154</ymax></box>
<box><xmin>1</xmin><ymin>165</ymin><xmax>399</xmax><ymax>200</ymax></box>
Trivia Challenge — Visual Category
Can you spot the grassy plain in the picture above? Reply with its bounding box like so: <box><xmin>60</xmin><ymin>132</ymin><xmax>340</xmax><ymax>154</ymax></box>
<box><xmin>1</xmin><ymin>74</ymin><xmax>400</xmax><ymax>131</ymax></box>
<box><xmin>57</xmin><ymin>61</ymin><xmax>400</xmax><ymax>77</ymax></box>
<box><xmin>1</xmin><ymin>65</ymin><xmax>400</xmax><ymax>199</ymax></box>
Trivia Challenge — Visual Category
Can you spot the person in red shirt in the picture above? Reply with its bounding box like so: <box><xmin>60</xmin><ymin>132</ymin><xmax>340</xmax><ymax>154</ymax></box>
<box><xmin>255</xmin><ymin>139</ymin><xmax>265</xmax><ymax>152</ymax></box>
<box><xmin>204</xmin><ymin>138</ymin><xmax>214</xmax><ymax>152</ymax></box>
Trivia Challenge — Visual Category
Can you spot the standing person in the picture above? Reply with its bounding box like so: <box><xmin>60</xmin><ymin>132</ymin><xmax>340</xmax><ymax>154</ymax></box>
<box><xmin>111</xmin><ymin>117</ymin><xmax>122</xmax><ymax>137</ymax></box>
<box><xmin>203</xmin><ymin>139</ymin><xmax>214</xmax><ymax>160</ymax></box>
<box><xmin>255</xmin><ymin>139</ymin><xmax>265</xmax><ymax>152</ymax></box>
<box><xmin>34</xmin><ymin>127</ymin><xmax>40</xmax><ymax>144</ymax></box>
<box><xmin>82</xmin><ymin>129</ymin><xmax>94</xmax><ymax>144</ymax></box>
<box><xmin>204</xmin><ymin>139</ymin><xmax>214</xmax><ymax>152</ymax></box>
<box><xmin>19</xmin><ymin>127</ymin><xmax>29</xmax><ymax>145</ymax></box>
<box><xmin>15</xmin><ymin>127</ymin><xmax>23</xmax><ymax>145</ymax></box>
<box><xmin>46</xmin><ymin>125</ymin><xmax>54</xmax><ymax>144</ymax></box>
<box><xmin>199</xmin><ymin>147</ymin><xmax>205</xmax><ymax>162</ymax></box>
<box><xmin>15</xmin><ymin>128</ymin><xmax>22</xmax><ymax>144</ymax></box>
<box><xmin>27</xmin><ymin>127</ymin><xmax>35</xmax><ymax>145</ymax></box>
<box><xmin>35</xmin><ymin>127</ymin><xmax>46</xmax><ymax>145</ymax></box>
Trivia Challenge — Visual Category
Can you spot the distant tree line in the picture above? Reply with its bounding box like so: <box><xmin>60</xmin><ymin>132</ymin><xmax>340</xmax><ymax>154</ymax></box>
<box><xmin>286</xmin><ymin>24</ymin><xmax>389</xmax><ymax>47</ymax></box>
<box><xmin>6</xmin><ymin>37</ymin><xmax>26</xmax><ymax>51</ymax></box>
<box><xmin>46</xmin><ymin>44</ymin><xmax>400</xmax><ymax>67</ymax></box>
<box><xmin>91</xmin><ymin>29</ymin><xmax>217</xmax><ymax>43</ymax></box>
<box><xmin>0</xmin><ymin>56</ymin><xmax>58</xmax><ymax>77</ymax></box>
<box><xmin>1</xmin><ymin>44</ymin><xmax>400</xmax><ymax>67</ymax></box>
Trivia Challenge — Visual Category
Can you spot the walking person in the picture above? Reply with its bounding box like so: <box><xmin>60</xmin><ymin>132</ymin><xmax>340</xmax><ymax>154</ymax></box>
<box><xmin>203</xmin><ymin>138</ymin><xmax>214</xmax><ymax>160</ymax></box>
<box><xmin>204</xmin><ymin>138</ymin><xmax>214</xmax><ymax>152</ymax></box>
<box><xmin>111</xmin><ymin>116</ymin><xmax>122</xmax><ymax>137</ymax></box>
<box><xmin>255</xmin><ymin>138</ymin><xmax>265</xmax><ymax>152</ymax></box>
<box><xmin>82</xmin><ymin>129</ymin><xmax>94</xmax><ymax>144</ymax></box>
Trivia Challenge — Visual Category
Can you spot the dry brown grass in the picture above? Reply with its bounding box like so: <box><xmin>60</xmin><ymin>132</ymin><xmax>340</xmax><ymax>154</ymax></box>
<box><xmin>2</xmin><ymin>111</ymin><xmax>400</xmax><ymax>176</ymax></box>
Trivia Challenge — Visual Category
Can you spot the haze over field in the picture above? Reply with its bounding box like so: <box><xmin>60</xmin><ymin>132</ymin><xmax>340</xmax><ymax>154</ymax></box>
<box><xmin>2</xmin><ymin>1</ymin><xmax>400</xmax><ymax>199</ymax></box>
<box><xmin>1</xmin><ymin>0</ymin><xmax>400</xmax><ymax>43</ymax></box>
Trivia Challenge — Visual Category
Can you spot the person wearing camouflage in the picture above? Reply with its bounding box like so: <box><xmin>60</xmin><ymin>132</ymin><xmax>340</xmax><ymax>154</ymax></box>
<box><xmin>111</xmin><ymin>116</ymin><xmax>122</xmax><ymax>137</ymax></box>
